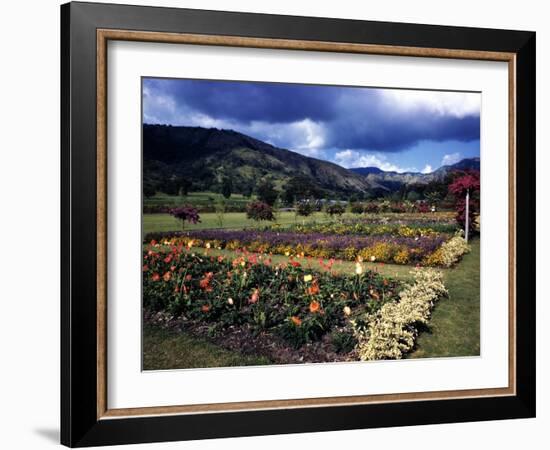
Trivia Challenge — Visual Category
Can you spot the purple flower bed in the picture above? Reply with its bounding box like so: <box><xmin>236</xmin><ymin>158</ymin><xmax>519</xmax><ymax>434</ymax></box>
<box><xmin>146</xmin><ymin>229</ymin><xmax>447</xmax><ymax>263</ymax></box>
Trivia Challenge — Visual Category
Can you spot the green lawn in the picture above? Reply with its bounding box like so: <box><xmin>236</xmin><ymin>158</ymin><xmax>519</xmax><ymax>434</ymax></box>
<box><xmin>409</xmin><ymin>238</ymin><xmax>480</xmax><ymax>358</ymax></box>
<box><xmin>143</xmin><ymin>325</ymin><xmax>271</xmax><ymax>370</ymax></box>
<box><xmin>143</xmin><ymin>211</ymin><xmax>359</xmax><ymax>234</ymax></box>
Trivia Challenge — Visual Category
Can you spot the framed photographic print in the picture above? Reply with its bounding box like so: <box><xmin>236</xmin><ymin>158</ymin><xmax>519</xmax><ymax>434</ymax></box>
<box><xmin>61</xmin><ymin>1</ymin><xmax>536</xmax><ymax>447</ymax></box>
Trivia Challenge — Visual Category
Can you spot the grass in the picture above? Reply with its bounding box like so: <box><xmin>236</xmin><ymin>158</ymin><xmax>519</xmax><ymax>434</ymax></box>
<box><xmin>184</xmin><ymin>245</ymin><xmax>418</xmax><ymax>280</ymax></box>
<box><xmin>143</xmin><ymin>324</ymin><xmax>271</xmax><ymax>370</ymax></box>
<box><xmin>143</xmin><ymin>211</ymin><xmax>360</xmax><ymax>234</ymax></box>
<box><xmin>409</xmin><ymin>238</ymin><xmax>480</xmax><ymax>358</ymax></box>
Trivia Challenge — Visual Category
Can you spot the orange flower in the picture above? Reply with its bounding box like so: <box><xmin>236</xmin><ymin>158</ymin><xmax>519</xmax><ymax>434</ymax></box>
<box><xmin>307</xmin><ymin>281</ymin><xmax>320</xmax><ymax>296</ymax></box>
<box><xmin>291</xmin><ymin>316</ymin><xmax>302</xmax><ymax>326</ymax></box>
<box><xmin>201</xmin><ymin>304</ymin><xmax>211</xmax><ymax>313</ymax></box>
<box><xmin>309</xmin><ymin>301</ymin><xmax>321</xmax><ymax>313</ymax></box>
<box><xmin>199</xmin><ymin>272</ymin><xmax>214</xmax><ymax>292</ymax></box>
<box><xmin>249</xmin><ymin>288</ymin><xmax>260</xmax><ymax>304</ymax></box>
<box><xmin>383</xmin><ymin>278</ymin><xmax>389</xmax><ymax>286</ymax></box>
<box><xmin>162</xmin><ymin>271</ymin><xmax>172</xmax><ymax>282</ymax></box>
<box><xmin>151</xmin><ymin>273</ymin><xmax>160</xmax><ymax>282</ymax></box>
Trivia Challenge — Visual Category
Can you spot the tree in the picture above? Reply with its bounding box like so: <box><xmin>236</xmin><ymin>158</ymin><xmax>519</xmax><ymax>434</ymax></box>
<box><xmin>246</xmin><ymin>201</ymin><xmax>275</xmax><ymax>222</ymax></box>
<box><xmin>221</xmin><ymin>176</ymin><xmax>232</xmax><ymax>199</ymax></box>
<box><xmin>283</xmin><ymin>175</ymin><xmax>323</xmax><ymax>204</ymax></box>
<box><xmin>169</xmin><ymin>206</ymin><xmax>201</xmax><ymax>230</ymax></box>
<box><xmin>242</xmin><ymin>184</ymin><xmax>254</xmax><ymax>198</ymax></box>
<box><xmin>256</xmin><ymin>179</ymin><xmax>278</xmax><ymax>206</ymax></box>
<box><xmin>178</xmin><ymin>177</ymin><xmax>191</xmax><ymax>196</ymax></box>
<box><xmin>406</xmin><ymin>191</ymin><xmax>421</xmax><ymax>202</ymax></box>
<box><xmin>143</xmin><ymin>183</ymin><xmax>156</xmax><ymax>198</ymax></box>
<box><xmin>448</xmin><ymin>170</ymin><xmax>480</xmax><ymax>234</ymax></box>
<box><xmin>296</xmin><ymin>201</ymin><xmax>315</xmax><ymax>218</ymax></box>
<box><xmin>424</xmin><ymin>191</ymin><xmax>442</xmax><ymax>207</ymax></box>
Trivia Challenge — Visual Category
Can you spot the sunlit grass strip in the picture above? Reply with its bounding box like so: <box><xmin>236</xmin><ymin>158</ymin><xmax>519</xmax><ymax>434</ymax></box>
<box><xmin>353</xmin><ymin>268</ymin><xmax>448</xmax><ymax>360</ymax></box>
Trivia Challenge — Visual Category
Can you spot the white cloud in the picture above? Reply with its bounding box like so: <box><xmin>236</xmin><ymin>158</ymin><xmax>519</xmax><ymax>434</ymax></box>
<box><xmin>333</xmin><ymin>150</ymin><xmax>414</xmax><ymax>173</ymax></box>
<box><xmin>441</xmin><ymin>152</ymin><xmax>462</xmax><ymax>166</ymax></box>
<box><xmin>421</xmin><ymin>164</ymin><xmax>433</xmax><ymax>174</ymax></box>
<box><xmin>380</xmin><ymin>90</ymin><xmax>480</xmax><ymax>118</ymax></box>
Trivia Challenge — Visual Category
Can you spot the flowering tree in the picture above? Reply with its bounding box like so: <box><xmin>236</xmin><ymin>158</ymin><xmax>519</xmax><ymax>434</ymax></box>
<box><xmin>448</xmin><ymin>171</ymin><xmax>480</xmax><ymax>234</ymax></box>
<box><xmin>170</xmin><ymin>205</ymin><xmax>201</xmax><ymax>230</ymax></box>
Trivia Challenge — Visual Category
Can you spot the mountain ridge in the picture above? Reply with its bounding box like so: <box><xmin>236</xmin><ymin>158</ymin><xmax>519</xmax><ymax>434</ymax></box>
<box><xmin>143</xmin><ymin>124</ymin><xmax>479</xmax><ymax>197</ymax></box>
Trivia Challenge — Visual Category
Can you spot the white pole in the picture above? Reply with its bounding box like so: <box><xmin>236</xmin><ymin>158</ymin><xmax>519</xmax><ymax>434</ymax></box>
<box><xmin>465</xmin><ymin>189</ymin><xmax>470</xmax><ymax>243</ymax></box>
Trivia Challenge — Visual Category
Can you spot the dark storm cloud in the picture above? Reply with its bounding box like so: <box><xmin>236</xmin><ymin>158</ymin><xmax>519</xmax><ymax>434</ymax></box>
<box><xmin>143</xmin><ymin>78</ymin><xmax>480</xmax><ymax>153</ymax></box>
<box><xmin>145</xmin><ymin>78</ymin><xmax>340</xmax><ymax>123</ymax></box>
<box><xmin>327</xmin><ymin>110</ymin><xmax>480</xmax><ymax>152</ymax></box>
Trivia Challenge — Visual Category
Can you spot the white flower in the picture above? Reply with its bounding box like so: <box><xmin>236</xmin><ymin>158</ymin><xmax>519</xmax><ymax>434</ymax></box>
<box><xmin>343</xmin><ymin>306</ymin><xmax>352</xmax><ymax>316</ymax></box>
<box><xmin>206</xmin><ymin>242</ymin><xmax>211</xmax><ymax>249</ymax></box>
<box><xmin>370</xmin><ymin>255</ymin><xmax>376</xmax><ymax>262</ymax></box>
<box><xmin>355</xmin><ymin>263</ymin><xmax>363</xmax><ymax>275</ymax></box>
<box><xmin>227</xmin><ymin>298</ymin><xmax>234</xmax><ymax>305</ymax></box>
<box><xmin>304</xmin><ymin>274</ymin><xmax>313</xmax><ymax>282</ymax></box>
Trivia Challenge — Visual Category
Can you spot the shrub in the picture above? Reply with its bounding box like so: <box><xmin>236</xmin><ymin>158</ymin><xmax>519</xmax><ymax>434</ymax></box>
<box><xmin>169</xmin><ymin>206</ymin><xmax>201</xmax><ymax>229</ymax></box>
<box><xmin>364</xmin><ymin>202</ymin><xmax>380</xmax><ymax>213</ymax></box>
<box><xmin>246</xmin><ymin>201</ymin><xmax>275</xmax><ymax>222</ymax></box>
<box><xmin>416</xmin><ymin>201</ymin><xmax>430</xmax><ymax>213</ymax></box>
<box><xmin>353</xmin><ymin>268</ymin><xmax>447</xmax><ymax>360</ymax></box>
<box><xmin>390</xmin><ymin>203</ymin><xmax>406</xmax><ymax>213</ymax></box>
<box><xmin>350</xmin><ymin>202</ymin><xmax>364</xmax><ymax>214</ymax></box>
<box><xmin>423</xmin><ymin>231</ymin><xmax>470</xmax><ymax>267</ymax></box>
<box><xmin>326</xmin><ymin>203</ymin><xmax>346</xmax><ymax>217</ymax></box>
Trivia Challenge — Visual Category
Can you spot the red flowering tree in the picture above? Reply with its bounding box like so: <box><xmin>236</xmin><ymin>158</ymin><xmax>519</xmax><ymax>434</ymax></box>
<box><xmin>448</xmin><ymin>170</ymin><xmax>480</xmax><ymax>234</ymax></box>
<box><xmin>170</xmin><ymin>205</ymin><xmax>201</xmax><ymax>230</ymax></box>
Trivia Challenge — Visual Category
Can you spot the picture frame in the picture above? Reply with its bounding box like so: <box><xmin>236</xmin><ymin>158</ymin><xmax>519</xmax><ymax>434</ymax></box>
<box><xmin>60</xmin><ymin>1</ymin><xmax>536</xmax><ymax>447</ymax></box>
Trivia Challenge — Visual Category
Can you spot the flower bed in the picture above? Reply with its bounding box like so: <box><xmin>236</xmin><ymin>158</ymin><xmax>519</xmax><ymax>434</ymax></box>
<box><xmin>143</xmin><ymin>242</ymin><xmax>402</xmax><ymax>350</ymax></box>
<box><xmin>265</xmin><ymin>222</ymin><xmax>450</xmax><ymax>237</ymax></box>
<box><xmin>353</xmin><ymin>268</ymin><xmax>448</xmax><ymax>360</ymax></box>
<box><xmin>145</xmin><ymin>229</ymin><xmax>448</xmax><ymax>265</ymax></box>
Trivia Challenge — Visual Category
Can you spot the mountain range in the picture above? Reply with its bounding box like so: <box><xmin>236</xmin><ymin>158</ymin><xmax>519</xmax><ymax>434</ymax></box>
<box><xmin>143</xmin><ymin>124</ymin><xmax>479</xmax><ymax>197</ymax></box>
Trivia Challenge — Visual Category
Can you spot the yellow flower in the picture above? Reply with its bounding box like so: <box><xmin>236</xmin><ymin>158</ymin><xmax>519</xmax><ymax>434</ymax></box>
<box><xmin>303</xmin><ymin>274</ymin><xmax>313</xmax><ymax>282</ymax></box>
<box><xmin>240</xmin><ymin>261</ymin><xmax>246</xmax><ymax>267</ymax></box>
<box><xmin>370</xmin><ymin>255</ymin><xmax>376</xmax><ymax>262</ymax></box>
<box><xmin>285</xmin><ymin>251</ymin><xmax>290</xmax><ymax>257</ymax></box>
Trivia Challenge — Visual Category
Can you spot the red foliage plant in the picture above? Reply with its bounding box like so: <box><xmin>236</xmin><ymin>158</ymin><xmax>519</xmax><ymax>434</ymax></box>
<box><xmin>448</xmin><ymin>170</ymin><xmax>480</xmax><ymax>233</ymax></box>
<box><xmin>170</xmin><ymin>205</ymin><xmax>201</xmax><ymax>229</ymax></box>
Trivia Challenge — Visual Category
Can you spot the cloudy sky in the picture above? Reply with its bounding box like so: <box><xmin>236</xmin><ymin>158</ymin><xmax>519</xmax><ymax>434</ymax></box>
<box><xmin>143</xmin><ymin>78</ymin><xmax>480</xmax><ymax>173</ymax></box>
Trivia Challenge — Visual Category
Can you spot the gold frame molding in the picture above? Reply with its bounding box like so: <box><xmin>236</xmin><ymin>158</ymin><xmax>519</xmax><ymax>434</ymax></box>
<box><xmin>96</xmin><ymin>29</ymin><xmax>516</xmax><ymax>420</ymax></box>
